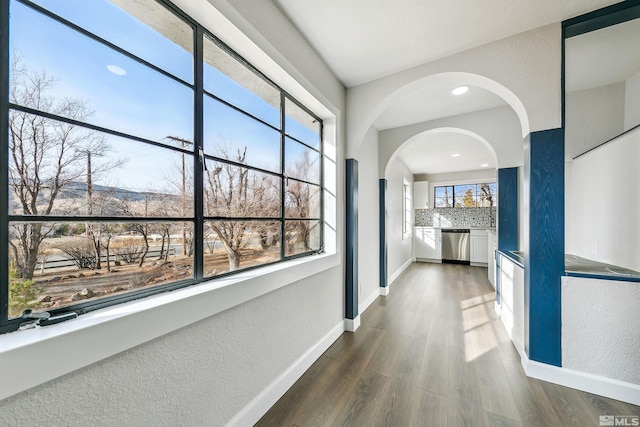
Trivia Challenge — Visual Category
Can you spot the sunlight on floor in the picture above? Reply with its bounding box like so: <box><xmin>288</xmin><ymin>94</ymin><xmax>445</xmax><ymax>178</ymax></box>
<box><xmin>461</xmin><ymin>292</ymin><xmax>507</xmax><ymax>362</ymax></box>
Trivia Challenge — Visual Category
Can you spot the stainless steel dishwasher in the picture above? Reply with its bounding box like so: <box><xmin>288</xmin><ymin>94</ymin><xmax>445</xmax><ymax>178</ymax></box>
<box><xmin>441</xmin><ymin>229</ymin><xmax>470</xmax><ymax>264</ymax></box>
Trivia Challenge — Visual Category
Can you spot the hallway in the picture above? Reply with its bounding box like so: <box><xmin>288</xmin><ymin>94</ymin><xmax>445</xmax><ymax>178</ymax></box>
<box><xmin>257</xmin><ymin>263</ymin><xmax>639</xmax><ymax>426</ymax></box>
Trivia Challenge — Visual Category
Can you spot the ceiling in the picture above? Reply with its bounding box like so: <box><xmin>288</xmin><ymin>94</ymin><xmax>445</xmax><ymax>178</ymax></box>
<box><xmin>397</xmin><ymin>131</ymin><xmax>496</xmax><ymax>175</ymax></box>
<box><xmin>273</xmin><ymin>0</ymin><xmax>623</xmax><ymax>175</ymax></box>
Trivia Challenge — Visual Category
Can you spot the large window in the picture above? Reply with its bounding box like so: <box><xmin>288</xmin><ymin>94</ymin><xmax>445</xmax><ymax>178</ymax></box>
<box><xmin>0</xmin><ymin>0</ymin><xmax>323</xmax><ymax>334</ymax></box>
<box><xmin>434</xmin><ymin>183</ymin><xmax>496</xmax><ymax>208</ymax></box>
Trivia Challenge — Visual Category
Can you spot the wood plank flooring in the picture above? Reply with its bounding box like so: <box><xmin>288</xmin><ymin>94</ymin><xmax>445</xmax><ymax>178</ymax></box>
<box><xmin>256</xmin><ymin>263</ymin><xmax>639</xmax><ymax>427</ymax></box>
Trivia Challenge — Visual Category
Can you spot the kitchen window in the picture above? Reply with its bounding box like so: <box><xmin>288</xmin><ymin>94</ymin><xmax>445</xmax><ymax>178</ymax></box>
<box><xmin>0</xmin><ymin>0</ymin><xmax>323</xmax><ymax>334</ymax></box>
<box><xmin>434</xmin><ymin>183</ymin><xmax>497</xmax><ymax>208</ymax></box>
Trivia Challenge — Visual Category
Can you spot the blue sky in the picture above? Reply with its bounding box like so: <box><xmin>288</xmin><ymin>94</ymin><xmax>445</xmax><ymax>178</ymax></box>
<box><xmin>9</xmin><ymin>0</ymin><xmax>320</xmax><ymax>193</ymax></box>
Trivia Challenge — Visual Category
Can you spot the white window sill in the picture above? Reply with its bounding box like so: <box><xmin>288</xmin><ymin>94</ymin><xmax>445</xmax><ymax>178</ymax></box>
<box><xmin>0</xmin><ymin>253</ymin><xmax>339</xmax><ymax>401</ymax></box>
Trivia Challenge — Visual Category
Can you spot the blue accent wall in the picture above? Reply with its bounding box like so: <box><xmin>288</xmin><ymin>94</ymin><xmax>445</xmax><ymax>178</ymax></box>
<box><xmin>497</xmin><ymin>167</ymin><xmax>518</xmax><ymax>252</ymax></box>
<box><xmin>346</xmin><ymin>159</ymin><xmax>358</xmax><ymax>320</ymax></box>
<box><xmin>379</xmin><ymin>179</ymin><xmax>388</xmax><ymax>288</ymax></box>
<box><xmin>524</xmin><ymin>128</ymin><xmax>564</xmax><ymax>367</ymax></box>
<box><xmin>345</xmin><ymin>159</ymin><xmax>358</xmax><ymax>319</ymax></box>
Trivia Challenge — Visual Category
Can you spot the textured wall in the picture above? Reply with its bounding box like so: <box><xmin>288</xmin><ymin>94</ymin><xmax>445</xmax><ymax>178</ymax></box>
<box><xmin>566</xmin><ymin>127</ymin><xmax>640</xmax><ymax>272</ymax></box>
<box><xmin>386</xmin><ymin>157</ymin><xmax>413</xmax><ymax>279</ymax></box>
<box><xmin>0</xmin><ymin>267</ymin><xmax>343</xmax><ymax>426</ymax></box>
<box><xmin>562</xmin><ymin>276</ymin><xmax>640</xmax><ymax>385</ymax></box>
<box><xmin>356</xmin><ymin>127</ymin><xmax>380</xmax><ymax>303</ymax></box>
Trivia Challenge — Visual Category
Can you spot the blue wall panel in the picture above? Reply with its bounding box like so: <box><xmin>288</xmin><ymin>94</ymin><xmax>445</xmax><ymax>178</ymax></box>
<box><xmin>498</xmin><ymin>167</ymin><xmax>518</xmax><ymax>252</ymax></box>
<box><xmin>524</xmin><ymin>128</ymin><xmax>564</xmax><ymax>367</ymax></box>
<box><xmin>379</xmin><ymin>179</ymin><xmax>388</xmax><ymax>288</ymax></box>
<box><xmin>345</xmin><ymin>159</ymin><xmax>358</xmax><ymax>320</ymax></box>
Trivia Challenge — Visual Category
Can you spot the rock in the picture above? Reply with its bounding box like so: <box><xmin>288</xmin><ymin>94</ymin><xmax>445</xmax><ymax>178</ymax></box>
<box><xmin>78</xmin><ymin>273</ymin><xmax>85</xmax><ymax>278</ymax></box>
<box><xmin>80</xmin><ymin>288</ymin><xmax>94</xmax><ymax>297</ymax></box>
<box><xmin>112</xmin><ymin>286</ymin><xmax>126</xmax><ymax>293</ymax></box>
<box><xmin>71</xmin><ymin>292</ymin><xmax>83</xmax><ymax>301</ymax></box>
<box><xmin>37</xmin><ymin>295</ymin><xmax>52</xmax><ymax>303</ymax></box>
<box><xmin>48</xmin><ymin>276</ymin><xmax>62</xmax><ymax>282</ymax></box>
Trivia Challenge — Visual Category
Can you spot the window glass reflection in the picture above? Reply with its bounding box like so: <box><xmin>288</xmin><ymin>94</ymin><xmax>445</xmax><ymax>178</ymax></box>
<box><xmin>285</xmin><ymin>137</ymin><xmax>320</xmax><ymax>184</ymax></box>
<box><xmin>8</xmin><ymin>220</ymin><xmax>194</xmax><ymax>318</ymax></box>
<box><xmin>204</xmin><ymin>96</ymin><xmax>281</xmax><ymax>173</ymax></box>
<box><xmin>204</xmin><ymin>163</ymin><xmax>280</xmax><ymax>218</ymax></box>
<box><xmin>8</xmin><ymin>112</ymin><xmax>194</xmax><ymax>218</ymax></box>
<box><xmin>285</xmin><ymin>220</ymin><xmax>321</xmax><ymax>256</ymax></box>
<box><xmin>204</xmin><ymin>35</ymin><xmax>280</xmax><ymax>127</ymax></box>
<box><xmin>285</xmin><ymin>97</ymin><xmax>320</xmax><ymax>148</ymax></box>
<box><xmin>285</xmin><ymin>181</ymin><xmax>320</xmax><ymax>219</ymax></box>
<box><xmin>10</xmin><ymin>2</ymin><xmax>194</xmax><ymax>144</ymax></box>
<box><xmin>29</xmin><ymin>0</ymin><xmax>194</xmax><ymax>83</ymax></box>
<box><xmin>204</xmin><ymin>220</ymin><xmax>280</xmax><ymax>276</ymax></box>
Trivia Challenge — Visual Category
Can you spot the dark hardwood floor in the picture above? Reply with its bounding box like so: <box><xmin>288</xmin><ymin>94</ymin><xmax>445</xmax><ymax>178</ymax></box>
<box><xmin>257</xmin><ymin>263</ymin><xmax>639</xmax><ymax>426</ymax></box>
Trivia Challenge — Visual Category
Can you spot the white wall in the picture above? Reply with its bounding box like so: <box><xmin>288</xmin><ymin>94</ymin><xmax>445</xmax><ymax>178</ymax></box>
<box><xmin>565</xmin><ymin>127</ymin><xmax>640</xmax><ymax>271</ymax></box>
<box><xmin>565</xmin><ymin>83</ymin><xmax>625</xmax><ymax>159</ymax></box>
<box><xmin>356</xmin><ymin>127</ymin><xmax>380</xmax><ymax>309</ymax></box>
<box><xmin>386</xmin><ymin>157</ymin><xmax>414</xmax><ymax>282</ymax></box>
<box><xmin>347</xmin><ymin>23</ymin><xmax>562</xmax><ymax>158</ymax></box>
<box><xmin>0</xmin><ymin>270</ymin><xmax>344</xmax><ymax>426</ymax></box>
<box><xmin>625</xmin><ymin>69</ymin><xmax>640</xmax><ymax>131</ymax></box>
<box><xmin>379</xmin><ymin>106</ymin><xmax>522</xmax><ymax>177</ymax></box>
<box><xmin>563</xmin><ymin>276</ymin><xmax>640</xmax><ymax>386</ymax></box>
<box><xmin>0</xmin><ymin>0</ymin><xmax>347</xmax><ymax>425</ymax></box>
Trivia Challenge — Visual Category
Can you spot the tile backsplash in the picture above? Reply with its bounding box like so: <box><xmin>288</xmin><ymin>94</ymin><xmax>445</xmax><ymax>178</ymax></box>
<box><xmin>415</xmin><ymin>207</ymin><xmax>496</xmax><ymax>228</ymax></box>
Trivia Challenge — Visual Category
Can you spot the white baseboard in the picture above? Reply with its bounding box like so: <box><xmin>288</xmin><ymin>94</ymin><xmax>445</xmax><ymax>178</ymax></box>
<box><xmin>415</xmin><ymin>258</ymin><xmax>442</xmax><ymax>263</ymax></box>
<box><xmin>389</xmin><ymin>258</ymin><xmax>413</xmax><ymax>285</ymax></box>
<box><xmin>344</xmin><ymin>316</ymin><xmax>361</xmax><ymax>332</ymax></box>
<box><xmin>379</xmin><ymin>287</ymin><xmax>390</xmax><ymax>296</ymax></box>
<box><xmin>359</xmin><ymin>289</ymin><xmax>379</xmax><ymax>314</ymax></box>
<box><xmin>226</xmin><ymin>321</ymin><xmax>344</xmax><ymax>427</ymax></box>
<box><xmin>520</xmin><ymin>353</ymin><xmax>640</xmax><ymax>406</ymax></box>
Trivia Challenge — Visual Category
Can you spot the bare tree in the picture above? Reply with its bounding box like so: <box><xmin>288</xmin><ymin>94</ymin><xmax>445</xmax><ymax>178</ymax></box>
<box><xmin>8</xmin><ymin>57</ymin><xmax>113</xmax><ymax>280</ymax></box>
<box><xmin>204</xmin><ymin>141</ymin><xmax>279</xmax><ymax>270</ymax></box>
<box><xmin>479</xmin><ymin>183</ymin><xmax>495</xmax><ymax>207</ymax></box>
<box><xmin>284</xmin><ymin>150</ymin><xmax>318</xmax><ymax>253</ymax></box>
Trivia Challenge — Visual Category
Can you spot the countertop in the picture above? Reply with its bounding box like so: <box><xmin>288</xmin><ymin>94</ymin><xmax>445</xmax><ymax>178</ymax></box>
<box><xmin>500</xmin><ymin>250</ymin><xmax>640</xmax><ymax>282</ymax></box>
<box><xmin>414</xmin><ymin>226</ymin><xmax>495</xmax><ymax>230</ymax></box>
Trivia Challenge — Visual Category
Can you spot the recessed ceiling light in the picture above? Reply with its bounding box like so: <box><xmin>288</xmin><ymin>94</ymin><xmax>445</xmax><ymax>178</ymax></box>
<box><xmin>451</xmin><ymin>153</ymin><xmax>461</xmax><ymax>158</ymax></box>
<box><xmin>452</xmin><ymin>86</ymin><xmax>469</xmax><ymax>95</ymax></box>
<box><xmin>107</xmin><ymin>65</ymin><xmax>127</xmax><ymax>76</ymax></box>
<box><xmin>481</xmin><ymin>163</ymin><xmax>489</xmax><ymax>167</ymax></box>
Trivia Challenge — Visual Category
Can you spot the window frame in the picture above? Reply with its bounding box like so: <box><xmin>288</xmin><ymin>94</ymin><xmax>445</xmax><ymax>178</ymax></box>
<box><xmin>0</xmin><ymin>0</ymin><xmax>324</xmax><ymax>334</ymax></box>
<box><xmin>433</xmin><ymin>182</ymin><xmax>497</xmax><ymax>208</ymax></box>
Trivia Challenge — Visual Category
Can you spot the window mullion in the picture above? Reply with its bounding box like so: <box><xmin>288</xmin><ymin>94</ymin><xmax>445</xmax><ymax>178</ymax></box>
<box><xmin>194</xmin><ymin>26</ymin><xmax>204</xmax><ymax>280</ymax></box>
<box><xmin>280</xmin><ymin>92</ymin><xmax>286</xmax><ymax>260</ymax></box>
<box><xmin>0</xmin><ymin>0</ymin><xmax>10</xmax><ymax>327</ymax></box>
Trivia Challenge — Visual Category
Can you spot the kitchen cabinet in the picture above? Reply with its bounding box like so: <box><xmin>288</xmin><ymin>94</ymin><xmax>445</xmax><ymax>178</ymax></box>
<box><xmin>414</xmin><ymin>227</ymin><xmax>441</xmax><ymax>262</ymax></box>
<box><xmin>413</xmin><ymin>181</ymin><xmax>429</xmax><ymax>209</ymax></box>
<box><xmin>487</xmin><ymin>230</ymin><xmax>497</xmax><ymax>287</ymax></box>
<box><xmin>470</xmin><ymin>229</ymin><xmax>488</xmax><ymax>265</ymax></box>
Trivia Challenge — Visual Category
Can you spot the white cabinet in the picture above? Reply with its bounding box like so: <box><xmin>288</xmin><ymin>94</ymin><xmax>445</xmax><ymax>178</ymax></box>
<box><xmin>487</xmin><ymin>230</ymin><xmax>497</xmax><ymax>287</ymax></box>
<box><xmin>470</xmin><ymin>229</ymin><xmax>488</xmax><ymax>265</ymax></box>
<box><xmin>414</xmin><ymin>227</ymin><xmax>441</xmax><ymax>262</ymax></box>
<box><xmin>413</xmin><ymin>181</ymin><xmax>429</xmax><ymax>209</ymax></box>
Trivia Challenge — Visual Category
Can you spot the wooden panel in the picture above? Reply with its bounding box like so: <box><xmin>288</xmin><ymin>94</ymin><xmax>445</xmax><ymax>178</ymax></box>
<box><xmin>497</xmin><ymin>167</ymin><xmax>518</xmax><ymax>252</ymax></box>
<box><xmin>524</xmin><ymin>128</ymin><xmax>564</xmax><ymax>366</ymax></box>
